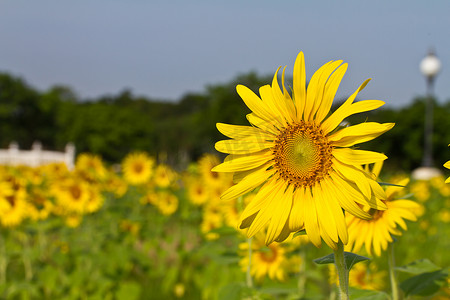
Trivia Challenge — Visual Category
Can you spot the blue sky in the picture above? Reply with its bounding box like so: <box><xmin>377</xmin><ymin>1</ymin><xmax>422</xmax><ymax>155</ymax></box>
<box><xmin>1</xmin><ymin>1</ymin><xmax>449</xmax><ymax>107</ymax></box>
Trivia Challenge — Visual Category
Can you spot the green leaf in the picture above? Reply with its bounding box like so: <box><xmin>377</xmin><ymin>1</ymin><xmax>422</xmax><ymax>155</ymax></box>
<box><xmin>377</xmin><ymin>181</ymin><xmax>405</xmax><ymax>187</ymax></box>
<box><xmin>400</xmin><ymin>269</ymin><xmax>449</xmax><ymax>297</ymax></box>
<box><xmin>348</xmin><ymin>288</ymin><xmax>389</xmax><ymax>300</ymax></box>
<box><xmin>115</xmin><ymin>282</ymin><xmax>141</xmax><ymax>300</ymax></box>
<box><xmin>218</xmin><ymin>282</ymin><xmax>244</xmax><ymax>300</ymax></box>
<box><xmin>314</xmin><ymin>252</ymin><xmax>370</xmax><ymax>270</ymax></box>
<box><xmin>396</xmin><ymin>259</ymin><xmax>441</xmax><ymax>275</ymax></box>
<box><xmin>293</xmin><ymin>229</ymin><xmax>307</xmax><ymax>237</ymax></box>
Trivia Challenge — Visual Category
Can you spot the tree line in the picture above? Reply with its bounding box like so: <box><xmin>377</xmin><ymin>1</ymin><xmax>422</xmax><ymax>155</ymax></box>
<box><xmin>1</xmin><ymin>72</ymin><xmax>449</xmax><ymax>172</ymax></box>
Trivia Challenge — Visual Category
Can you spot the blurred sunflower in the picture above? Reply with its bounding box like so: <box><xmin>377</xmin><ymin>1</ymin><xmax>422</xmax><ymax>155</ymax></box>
<box><xmin>213</xmin><ymin>51</ymin><xmax>393</xmax><ymax>248</ymax></box>
<box><xmin>186</xmin><ymin>177</ymin><xmax>209</xmax><ymax>206</ymax></box>
<box><xmin>85</xmin><ymin>187</ymin><xmax>104</xmax><ymax>213</ymax></box>
<box><xmin>156</xmin><ymin>191</ymin><xmax>178</xmax><ymax>216</ymax></box>
<box><xmin>329</xmin><ymin>261</ymin><xmax>386</xmax><ymax>290</ymax></box>
<box><xmin>52</xmin><ymin>178</ymin><xmax>91</xmax><ymax>214</ymax></box>
<box><xmin>0</xmin><ymin>189</ymin><xmax>29</xmax><ymax>227</ymax></box>
<box><xmin>198</xmin><ymin>154</ymin><xmax>228</xmax><ymax>188</ymax></box>
<box><xmin>154</xmin><ymin>164</ymin><xmax>176</xmax><ymax>188</ymax></box>
<box><xmin>122</xmin><ymin>152</ymin><xmax>154</xmax><ymax>185</ymax></box>
<box><xmin>239</xmin><ymin>231</ymin><xmax>289</xmax><ymax>281</ymax></box>
<box><xmin>75</xmin><ymin>153</ymin><xmax>108</xmax><ymax>181</ymax></box>
<box><xmin>346</xmin><ymin>163</ymin><xmax>423</xmax><ymax>256</ymax></box>
<box><xmin>27</xmin><ymin>187</ymin><xmax>54</xmax><ymax>221</ymax></box>
<box><xmin>445</xmin><ymin>145</ymin><xmax>450</xmax><ymax>183</ymax></box>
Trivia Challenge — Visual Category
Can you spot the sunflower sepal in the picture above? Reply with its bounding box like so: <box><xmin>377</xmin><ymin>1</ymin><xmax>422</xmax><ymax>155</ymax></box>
<box><xmin>313</xmin><ymin>251</ymin><xmax>370</xmax><ymax>271</ymax></box>
<box><xmin>378</xmin><ymin>182</ymin><xmax>406</xmax><ymax>188</ymax></box>
<box><xmin>292</xmin><ymin>229</ymin><xmax>307</xmax><ymax>238</ymax></box>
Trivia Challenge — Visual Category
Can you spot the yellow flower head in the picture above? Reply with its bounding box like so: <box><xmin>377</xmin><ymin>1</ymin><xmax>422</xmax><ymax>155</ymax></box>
<box><xmin>52</xmin><ymin>178</ymin><xmax>92</xmax><ymax>214</ymax></box>
<box><xmin>75</xmin><ymin>153</ymin><xmax>108</xmax><ymax>181</ymax></box>
<box><xmin>122</xmin><ymin>152</ymin><xmax>155</xmax><ymax>185</ymax></box>
<box><xmin>239</xmin><ymin>231</ymin><xmax>289</xmax><ymax>281</ymax></box>
<box><xmin>329</xmin><ymin>261</ymin><xmax>386</xmax><ymax>290</ymax></box>
<box><xmin>346</xmin><ymin>168</ymin><xmax>423</xmax><ymax>256</ymax></box>
<box><xmin>185</xmin><ymin>176</ymin><xmax>209</xmax><ymax>206</ymax></box>
<box><xmin>155</xmin><ymin>191</ymin><xmax>178</xmax><ymax>216</ymax></box>
<box><xmin>445</xmin><ymin>144</ymin><xmax>450</xmax><ymax>183</ymax></box>
<box><xmin>154</xmin><ymin>164</ymin><xmax>177</xmax><ymax>188</ymax></box>
<box><xmin>213</xmin><ymin>52</ymin><xmax>393</xmax><ymax>249</ymax></box>
<box><xmin>0</xmin><ymin>189</ymin><xmax>29</xmax><ymax>227</ymax></box>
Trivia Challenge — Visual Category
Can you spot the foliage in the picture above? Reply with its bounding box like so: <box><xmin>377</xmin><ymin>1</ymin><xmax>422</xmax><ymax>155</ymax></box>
<box><xmin>3</xmin><ymin>71</ymin><xmax>449</xmax><ymax>171</ymax></box>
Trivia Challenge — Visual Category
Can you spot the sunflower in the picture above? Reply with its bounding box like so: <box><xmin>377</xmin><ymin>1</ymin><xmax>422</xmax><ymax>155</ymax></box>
<box><xmin>186</xmin><ymin>177</ymin><xmax>209</xmax><ymax>206</ymax></box>
<box><xmin>122</xmin><ymin>152</ymin><xmax>154</xmax><ymax>185</ymax></box>
<box><xmin>75</xmin><ymin>153</ymin><xmax>108</xmax><ymax>181</ymax></box>
<box><xmin>213</xmin><ymin>52</ymin><xmax>393</xmax><ymax>248</ymax></box>
<box><xmin>154</xmin><ymin>164</ymin><xmax>176</xmax><ymax>188</ymax></box>
<box><xmin>239</xmin><ymin>231</ymin><xmax>289</xmax><ymax>281</ymax></box>
<box><xmin>52</xmin><ymin>178</ymin><xmax>91</xmax><ymax>214</ymax></box>
<box><xmin>445</xmin><ymin>145</ymin><xmax>450</xmax><ymax>183</ymax></box>
<box><xmin>198</xmin><ymin>154</ymin><xmax>231</xmax><ymax>188</ymax></box>
<box><xmin>329</xmin><ymin>261</ymin><xmax>386</xmax><ymax>290</ymax></box>
<box><xmin>0</xmin><ymin>189</ymin><xmax>29</xmax><ymax>227</ymax></box>
<box><xmin>346</xmin><ymin>163</ymin><xmax>423</xmax><ymax>256</ymax></box>
<box><xmin>155</xmin><ymin>191</ymin><xmax>178</xmax><ymax>216</ymax></box>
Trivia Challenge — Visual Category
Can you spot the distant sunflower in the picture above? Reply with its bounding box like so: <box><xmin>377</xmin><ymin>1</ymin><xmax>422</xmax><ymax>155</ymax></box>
<box><xmin>213</xmin><ymin>52</ymin><xmax>393</xmax><ymax>248</ymax></box>
<box><xmin>346</xmin><ymin>163</ymin><xmax>423</xmax><ymax>256</ymax></box>
<box><xmin>445</xmin><ymin>144</ymin><xmax>450</xmax><ymax>183</ymax></box>
<box><xmin>156</xmin><ymin>191</ymin><xmax>178</xmax><ymax>216</ymax></box>
<box><xmin>52</xmin><ymin>178</ymin><xmax>91</xmax><ymax>214</ymax></box>
<box><xmin>239</xmin><ymin>231</ymin><xmax>289</xmax><ymax>281</ymax></box>
<box><xmin>198</xmin><ymin>154</ymin><xmax>229</xmax><ymax>188</ymax></box>
<box><xmin>186</xmin><ymin>178</ymin><xmax>209</xmax><ymax>206</ymax></box>
<box><xmin>329</xmin><ymin>261</ymin><xmax>386</xmax><ymax>290</ymax></box>
<box><xmin>75</xmin><ymin>153</ymin><xmax>108</xmax><ymax>181</ymax></box>
<box><xmin>0</xmin><ymin>189</ymin><xmax>29</xmax><ymax>227</ymax></box>
<box><xmin>154</xmin><ymin>164</ymin><xmax>176</xmax><ymax>188</ymax></box>
<box><xmin>122</xmin><ymin>152</ymin><xmax>154</xmax><ymax>185</ymax></box>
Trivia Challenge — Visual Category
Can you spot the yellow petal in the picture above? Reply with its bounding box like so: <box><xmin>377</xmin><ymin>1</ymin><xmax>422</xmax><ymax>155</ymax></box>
<box><xmin>239</xmin><ymin>179</ymin><xmax>278</xmax><ymax>225</ymax></box>
<box><xmin>325</xmin><ymin>175</ymin><xmax>371</xmax><ymax>220</ymax></box>
<box><xmin>266</xmin><ymin>183</ymin><xmax>293</xmax><ymax>244</ymax></box>
<box><xmin>221</xmin><ymin>167</ymin><xmax>275</xmax><ymax>201</ymax></box>
<box><xmin>216</xmin><ymin>123</ymin><xmax>275</xmax><ymax>140</ymax></box>
<box><xmin>305</xmin><ymin>60</ymin><xmax>343</xmax><ymax>122</ymax></box>
<box><xmin>237</xmin><ymin>85</ymin><xmax>275</xmax><ymax>122</ymax></box>
<box><xmin>215</xmin><ymin>138</ymin><xmax>274</xmax><ymax>155</ymax></box>
<box><xmin>212</xmin><ymin>150</ymin><xmax>273</xmax><ymax>173</ymax></box>
<box><xmin>321</xmin><ymin>179</ymin><xmax>349</xmax><ymax>244</ymax></box>
<box><xmin>304</xmin><ymin>187</ymin><xmax>322</xmax><ymax>247</ymax></box>
<box><xmin>332</xmin><ymin>159</ymin><xmax>372</xmax><ymax>200</ymax></box>
<box><xmin>328</xmin><ymin>122</ymin><xmax>395</xmax><ymax>147</ymax></box>
<box><xmin>246</xmin><ymin>113</ymin><xmax>279</xmax><ymax>134</ymax></box>
<box><xmin>247</xmin><ymin>180</ymin><xmax>286</xmax><ymax>238</ymax></box>
<box><xmin>293</xmin><ymin>52</ymin><xmax>306</xmax><ymax>120</ymax></box>
<box><xmin>333</xmin><ymin>148</ymin><xmax>387</xmax><ymax>165</ymax></box>
<box><xmin>315</xmin><ymin>63</ymin><xmax>348</xmax><ymax>123</ymax></box>
<box><xmin>288</xmin><ymin>188</ymin><xmax>306</xmax><ymax>231</ymax></box>
<box><xmin>259</xmin><ymin>84</ymin><xmax>288</xmax><ymax>127</ymax></box>
<box><xmin>313</xmin><ymin>184</ymin><xmax>339</xmax><ymax>246</ymax></box>
<box><xmin>321</xmin><ymin>79</ymin><xmax>371</xmax><ymax>133</ymax></box>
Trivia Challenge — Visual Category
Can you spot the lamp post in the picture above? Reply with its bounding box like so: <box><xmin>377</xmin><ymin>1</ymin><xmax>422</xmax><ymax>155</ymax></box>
<box><xmin>413</xmin><ymin>49</ymin><xmax>442</xmax><ymax>180</ymax></box>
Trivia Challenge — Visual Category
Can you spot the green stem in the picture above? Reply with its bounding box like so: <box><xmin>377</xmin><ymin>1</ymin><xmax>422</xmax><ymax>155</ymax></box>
<box><xmin>298</xmin><ymin>248</ymin><xmax>306</xmax><ymax>298</ymax></box>
<box><xmin>388</xmin><ymin>242</ymin><xmax>400</xmax><ymax>300</ymax></box>
<box><xmin>333</xmin><ymin>240</ymin><xmax>349</xmax><ymax>300</ymax></box>
<box><xmin>246</xmin><ymin>237</ymin><xmax>253</xmax><ymax>289</ymax></box>
<box><xmin>0</xmin><ymin>232</ymin><xmax>6</xmax><ymax>285</ymax></box>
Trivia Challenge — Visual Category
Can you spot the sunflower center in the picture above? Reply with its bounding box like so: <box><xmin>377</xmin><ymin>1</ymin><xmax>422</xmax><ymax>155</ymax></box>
<box><xmin>273</xmin><ymin>121</ymin><xmax>333</xmax><ymax>188</ymax></box>
<box><xmin>259</xmin><ymin>245</ymin><xmax>278</xmax><ymax>263</ymax></box>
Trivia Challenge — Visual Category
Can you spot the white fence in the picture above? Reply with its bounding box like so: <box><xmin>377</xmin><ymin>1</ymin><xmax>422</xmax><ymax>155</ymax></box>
<box><xmin>0</xmin><ymin>142</ymin><xmax>75</xmax><ymax>169</ymax></box>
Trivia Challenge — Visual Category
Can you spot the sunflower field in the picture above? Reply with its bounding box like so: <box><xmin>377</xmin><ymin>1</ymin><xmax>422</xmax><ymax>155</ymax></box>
<box><xmin>0</xmin><ymin>149</ymin><xmax>448</xmax><ymax>300</ymax></box>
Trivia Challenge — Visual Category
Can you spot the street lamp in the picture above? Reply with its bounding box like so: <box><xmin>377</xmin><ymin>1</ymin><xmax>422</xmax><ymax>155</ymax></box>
<box><xmin>413</xmin><ymin>49</ymin><xmax>442</xmax><ymax>180</ymax></box>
